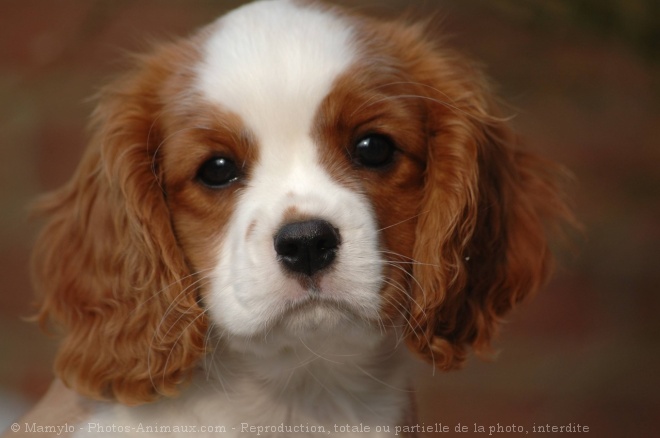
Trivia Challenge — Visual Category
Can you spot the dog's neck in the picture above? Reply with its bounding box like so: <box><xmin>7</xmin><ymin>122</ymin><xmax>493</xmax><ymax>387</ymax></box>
<box><xmin>197</xmin><ymin>326</ymin><xmax>414</xmax><ymax>430</ymax></box>
<box><xmin>83</xmin><ymin>326</ymin><xmax>419</xmax><ymax>437</ymax></box>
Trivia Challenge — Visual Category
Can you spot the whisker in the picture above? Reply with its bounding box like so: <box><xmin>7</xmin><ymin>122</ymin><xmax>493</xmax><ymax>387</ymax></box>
<box><xmin>378</xmin><ymin>249</ymin><xmax>441</xmax><ymax>268</ymax></box>
<box><xmin>158</xmin><ymin>275</ymin><xmax>212</xmax><ymax>328</ymax></box>
<box><xmin>202</xmin><ymin>330</ymin><xmax>235</xmax><ymax>400</ymax></box>
<box><xmin>131</xmin><ymin>267</ymin><xmax>215</xmax><ymax>317</ymax></box>
<box><xmin>354</xmin><ymin>363</ymin><xmax>413</xmax><ymax>393</ymax></box>
<box><xmin>145</xmin><ymin>275</ymin><xmax>213</xmax><ymax>390</ymax></box>
<box><xmin>156</xmin><ymin>308</ymin><xmax>210</xmax><ymax>393</ymax></box>
<box><xmin>378</xmin><ymin>289</ymin><xmax>435</xmax><ymax>370</ymax></box>
<box><xmin>157</xmin><ymin>276</ymin><xmax>213</xmax><ymax>341</ymax></box>
<box><xmin>376</xmin><ymin>210</ymin><xmax>427</xmax><ymax>233</ymax></box>
<box><xmin>382</xmin><ymin>261</ymin><xmax>429</xmax><ymax>311</ymax></box>
<box><xmin>380</xmin><ymin>279</ymin><xmax>425</xmax><ymax>336</ymax></box>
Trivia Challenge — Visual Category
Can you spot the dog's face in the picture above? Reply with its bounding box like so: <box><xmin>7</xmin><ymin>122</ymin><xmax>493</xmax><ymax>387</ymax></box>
<box><xmin>166</xmin><ymin>3</ymin><xmax>425</xmax><ymax>342</ymax></box>
<box><xmin>33</xmin><ymin>0</ymin><xmax>570</xmax><ymax>405</ymax></box>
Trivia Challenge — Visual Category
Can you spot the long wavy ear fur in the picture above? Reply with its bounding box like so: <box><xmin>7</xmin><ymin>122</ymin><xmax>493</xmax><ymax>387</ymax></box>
<box><xmin>407</xmin><ymin>42</ymin><xmax>575</xmax><ymax>370</ymax></box>
<box><xmin>31</xmin><ymin>43</ymin><xmax>207</xmax><ymax>405</ymax></box>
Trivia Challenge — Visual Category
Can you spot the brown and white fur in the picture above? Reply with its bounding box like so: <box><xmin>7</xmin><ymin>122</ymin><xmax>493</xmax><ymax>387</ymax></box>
<box><xmin>32</xmin><ymin>1</ymin><xmax>572</xmax><ymax>436</ymax></box>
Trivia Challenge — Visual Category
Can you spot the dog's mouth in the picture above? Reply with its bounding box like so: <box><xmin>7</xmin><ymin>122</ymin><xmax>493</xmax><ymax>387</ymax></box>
<box><xmin>272</xmin><ymin>294</ymin><xmax>369</xmax><ymax>333</ymax></box>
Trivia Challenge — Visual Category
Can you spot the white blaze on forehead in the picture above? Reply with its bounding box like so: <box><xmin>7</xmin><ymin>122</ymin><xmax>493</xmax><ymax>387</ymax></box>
<box><xmin>196</xmin><ymin>0</ymin><xmax>356</xmax><ymax>145</ymax></box>
<box><xmin>196</xmin><ymin>1</ymin><xmax>383</xmax><ymax>338</ymax></box>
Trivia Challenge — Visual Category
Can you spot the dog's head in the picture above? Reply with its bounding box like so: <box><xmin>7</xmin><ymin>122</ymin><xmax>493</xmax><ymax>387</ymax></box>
<box><xmin>33</xmin><ymin>0</ymin><xmax>572</xmax><ymax>404</ymax></box>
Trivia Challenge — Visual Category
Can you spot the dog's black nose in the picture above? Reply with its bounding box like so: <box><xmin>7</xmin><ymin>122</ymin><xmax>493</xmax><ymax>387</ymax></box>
<box><xmin>274</xmin><ymin>219</ymin><xmax>340</xmax><ymax>276</ymax></box>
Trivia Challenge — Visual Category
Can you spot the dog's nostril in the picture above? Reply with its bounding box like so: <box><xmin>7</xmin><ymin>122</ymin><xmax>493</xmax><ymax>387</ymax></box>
<box><xmin>273</xmin><ymin>219</ymin><xmax>340</xmax><ymax>277</ymax></box>
<box><xmin>279</xmin><ymin>242</ymin><xmax>299</xmax><ymax>258</ymax></box>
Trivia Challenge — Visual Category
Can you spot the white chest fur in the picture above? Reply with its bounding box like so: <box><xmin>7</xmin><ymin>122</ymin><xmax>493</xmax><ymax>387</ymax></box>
<box><xmin>76</xmin><ymin>335</ymin><xmax>411</xmax><ymax>438</ymax></box>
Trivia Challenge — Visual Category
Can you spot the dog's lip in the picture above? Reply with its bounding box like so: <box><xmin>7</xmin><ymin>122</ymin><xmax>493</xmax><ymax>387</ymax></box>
<box><xmin>269</xmin><ymin>293</ymin><xmax>363</xmax><ymax>327</ymax></box>
<box><xmin>282</xmin><ymin>293</ymin><xmax>347</xmax><ymax>314</ymax></box>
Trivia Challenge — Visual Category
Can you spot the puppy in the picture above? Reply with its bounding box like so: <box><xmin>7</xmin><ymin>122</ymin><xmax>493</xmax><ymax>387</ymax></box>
<box><xmin>32</xmin><ymin>0</ymin><xmax>572</xmax><ymax>436</ymax></box>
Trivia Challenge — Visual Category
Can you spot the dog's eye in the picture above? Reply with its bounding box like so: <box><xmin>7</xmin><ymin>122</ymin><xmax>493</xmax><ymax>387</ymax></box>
<box><xmin>354</xmin><ymin>135</ymin><xmax>395</xmax><ymax>168</ymax></box>
<box><xmin>197</xmin><ymin>157</ymin><xmax>239</xmax><ymax>188</ymax></box>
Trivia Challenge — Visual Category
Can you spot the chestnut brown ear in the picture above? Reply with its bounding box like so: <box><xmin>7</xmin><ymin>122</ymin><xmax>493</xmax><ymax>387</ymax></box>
<box><xmin>32</xmin><ymin>44</ymin><xmax>207</xmax><ymax>405</ymax></box>
<box><xmin>407</xmin><ymin>51</ymin><xmax>573</xmax><ymax>370</ymax></box>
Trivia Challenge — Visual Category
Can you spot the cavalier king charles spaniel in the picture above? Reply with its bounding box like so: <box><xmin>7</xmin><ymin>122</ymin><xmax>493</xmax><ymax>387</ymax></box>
<box><xmin>32</xmin><ymin>0</ymin><xmax>572</xmax><ymax>436</ymax></box>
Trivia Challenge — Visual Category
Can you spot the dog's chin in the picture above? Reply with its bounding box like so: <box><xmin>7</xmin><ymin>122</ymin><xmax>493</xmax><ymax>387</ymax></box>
<box><xmin>245</xmin><ymin>293</ymin><xmax>378</xmax><ymax>342</ymax></box>
<box><xmin>218</xmin><ymin>294</ymin><xmax>383</xmax><ymax>359</ymax></box>
<box><xmin>276</xmin><ymin>295</ymin><xmax>367</xmax><ymax>335</ymax></box>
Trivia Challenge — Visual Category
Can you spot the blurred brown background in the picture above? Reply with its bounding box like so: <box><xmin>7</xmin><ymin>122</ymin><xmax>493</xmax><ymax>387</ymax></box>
<box><xmin>1</xmin><ymin>0</ymin><xmax>659</xmax><ymax>436</ymax></box>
